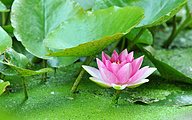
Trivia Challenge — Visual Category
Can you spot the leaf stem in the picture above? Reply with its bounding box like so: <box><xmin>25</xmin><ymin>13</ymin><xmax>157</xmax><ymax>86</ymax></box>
<box><xmin>109</xmin><ymin>38</ymin><xmax>121</xmax><ymax>54</ymax></box>
<box><xmin>21</xmin><ymin>77</ymin><xmax>28</xmax><ymax>99</ymax></box>
<box><xmin>162</xmin><ymin>15</ymin><xmax>177</xmax><ymax>48</ymax></box>
<box><xmin>163</xmin><ymin>11</ymin><xmax>192</xmax><ymax>48</ymax></box>
<box><xmin>2</xmin><ymin>12</ymin><xmax>5</xmax><ymax>26</ymax></box>
<box><xmin>70</xmin><ymin>55</ymin><xmax>95</xmax><ymax>93</ymax></box>
<box><xmin>112</xmin><ymin>90</ymin><xmax>121</xmax><ymax>106</ymax></box>
<box><xmin>54</xmin><ymin>67</ymin><xmax>57</xmax><ymax>79</ymax></box>
<box><xmin>74</xmin><ymin>56</ymin><xmax>92</xmax><ymax>77</ymax></box>
<box><xmin>127</xmin><ymin>28</ymin><xmax>146</xmax><ymax>52</ymax></box>
<box><xmin>42</xmin><ymin>59</ymin><xmax>47</xmax><ymax>82</ymax></box>
<box><xmin>120</xmin><ymin>37</ymin><xmax>126</xmax><ymax>52</ymax></box>
<box><xmin>5</xmin><ymin>11</ymin><xmax>10</xmax><ymax>25</ymax></box>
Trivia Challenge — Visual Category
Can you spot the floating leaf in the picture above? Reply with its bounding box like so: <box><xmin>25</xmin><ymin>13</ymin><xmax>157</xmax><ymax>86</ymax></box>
<box><xmin>125</xmin><ymin>28</ymin><xmax>153</xmax><ymax>45</ymax></box>
<box><xmin>11</xmin><ymin>0</ymin><xmax>83</xmax><ymax>67</ymax></box>
<box><xmin>0</xmin><ymin>62</ymin><xmax>18</xmax><ymax>76</ymax></box>
<box><xmin>117</xmin><ymin>74</ymin><xmax>192</xmax><ymax>106</ymax></box>
<box><xmin>5</xmin><ymin>48</ymin><xmax>31</xmax><ymax>69</ymax></box>
<box><xmin>0</xmin><ymin>60</ymin><xmax>53</xmax><ymax>77</ymax></box>
<box><xmin>93</xmin><ymin>0</ymin><xmax>187</xmax><ymax>27</ymax></box>
<box><xmin>151</xmin><ymin>91</ymin><xmax>192</xmax><ymax>106</ymax></box>
<box><xmin>0</xmin><ymin>80</ymin><xmax>10</xmax><ymax>95</ymax></box>
<box><xmin>137</xmin><ymin>44</ymin><xmax>192</xmax><ymax>84</ymax></box>
<box><xmin>44</xmin><ymin>6</ymin><xmax>145</xmax><ymax>57</ymax></box>
<box><xmin>73</xmin><ymin>0</ymin><xmax>95</xmax><ymax>10</ymax></box>
<box><xmin>0</xmin><ymin>26</ymin><xmax>12</xmax><ymax>55</ymax></box>
<box><xmin>0</xmin><ymin>1</ymin><xmax>9</xmax><ymax>12</ymax></box>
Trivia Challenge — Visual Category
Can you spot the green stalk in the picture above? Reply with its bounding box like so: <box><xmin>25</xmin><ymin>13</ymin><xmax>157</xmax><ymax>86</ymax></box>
<box><xmin>21</xmin><ymin>77</ymin><xmax>28</xmax><ymax>99</ymax></box>
<box><xmin>70</xmin><ymin>55</ymin><xmax>95</xmax><ymax>93</ymax></box>
<box><xmin>120</xmin><ymin>37</ymin><xmax>126</xmax><ymax>52</ymax></box>
<box><xmin>2</xmin><ymin>12</ymin><xmax>5</xmax><ymax>26</ymax></box>
<box><xmin>42</xmin><ymin>59</ymin><xmax>47</xmax><ymax>82</ymax></box>
<box><xmin>74</xmin><ymin>56</ymin><xmax>90</xmax><ymax>77</ymax></box>
<box><xmin>162</xmin><ymin>15</ymin><xmax>177</xmax><ymax>48</ymax></box>
<box><xmin>109</xmin><ymin>38</ymin><xmax>121</xmax><ymax>54</ymax></box>
<box><xmin>54</xmin><ymin>67</ymin><xmax>57</xmax><ymax>79</ymax></box>
<box><xmin>5</xmin><ymin>11</ymin><xmax>10</xmax><ymax>25</ymax></box>
<box><xmin>163</xmin><ymin>12</ymin><xmax>192</xmax><ymax>48</ymax></box>
<box><xmin>111</xmin><ymin>90</ymin><xmax>121</xmax><ymax>106</ymax></box>
<box><xmin>185</xmin><ymin>2</ymin><xmax>190</xmax><ymax>16</ymax></box>
<box><xmin>127</xmin><ymin>28</ymin><xmax>146</xmax><ymax>52</ymax></box>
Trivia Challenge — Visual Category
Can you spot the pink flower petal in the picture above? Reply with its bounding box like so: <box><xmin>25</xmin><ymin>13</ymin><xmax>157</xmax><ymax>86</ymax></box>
<box><xmin>127</xmin><ymin>79</ymin><xmax>149</xmax><ymax>88</ymax></box>
<box><xmin>139</xmin><ymin>68</ymin><xmax>157</xmax><ymax>80</ymax></box>
<box><xmin>119</xmin><ymin>60</ymin><xmax>127</xmax><ymax>68</ymax></box>
<box><xmin>111</xmin><ymin>83</ymin><xmax>128</xmax><ymax>90</ymax></box>
<box><xmin>130</xmin><ymin>55</ymin><xmax>144</xmax><ymax>77</ymax></box>
<box><xmin>82</xmin><ymin>65</ymin><xmax>102</xmax><ymax>79</ymax></box>
<box><xmin>104</xmin><ymin>60</ymin><xmax>112</xmax><ymax>70</ymax></box>
<box><xmin>127</xmin><ymin>51</ymin><xmax>134</xmax><ymax>63</ymax></box>
<box><xmin>129</xmin><ymin>66</ymin><xmax>149</xmax><ymax>83</ymax></box>
<box><xmin>90</xmin><ymin>77</ymin><xmax>112</xmax><ymax>88</ymax></box>
<box><xmin>99</xmin><ymin>68</ymin><xmax>119</xmax><ymax>84</ymax></box>
<box><xmin>96</xmin><ymin>58</ymin><xmax>106</xmax><ymax>69</ymax></box>
<box><xmin>110</xmin><ymin>50</ymin><xmax>119</xmax><ymax>63</ymax></box>
<box><xmin>102</xmin><ymin>51</ymin><xmax>110</xmax><ymax>64</ymax></box>
<box><xmin>117</xmin><ymin>63</ymin><xmax>132</xmax><ymax>84</ymax></box>
<box><xmin>107</xmin><ymin>62</ymin><xmax>120</xmax><ymax>75</ymax></box>
<box><xmin>119</xmin><ymin>49</ymin><xmax>128</xmax><ymax>62</ymax></box>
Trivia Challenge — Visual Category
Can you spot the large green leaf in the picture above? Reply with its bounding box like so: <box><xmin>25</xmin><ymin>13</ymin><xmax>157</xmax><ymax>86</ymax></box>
<box><xmin>0</xmin><ymin>26</ymin><xmax>12</xmax><ymax>55</ymax></box>
<box><xmin>0</xmin><ymin>80</ymin><xmax>10</xmax><ymax>95</ymax></box>
<box><xmin>11</xmin><ymin>0</ymin><xmax>83</xmax><ymax>66</ymax></box>
<box><xmin>44</xmin><ymin>6</ymin><xmax>145</xmax><ymax>57</ymax></box>
<box><xmin>93</xmin><ymin>0</ymin><xmax>187</xmax><ymax>27</ymax></box>
<box><xmin>137</xmin><ymin>44</ymin><xmax>192</xmax><ymax>84</ymax></box>
<box><xmin>73</xmin><ymin>0</ymin><xmax>95</xmax><ymax>10</ymax></box>
<box><xmin>0</xmin><ymin>1</ymin><xmax>9</xmax><ymax>12</ymax></box>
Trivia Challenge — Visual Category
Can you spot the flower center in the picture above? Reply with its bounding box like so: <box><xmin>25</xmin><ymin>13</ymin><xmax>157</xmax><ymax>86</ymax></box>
<box><xmin>113</xmin><ymin>61</ymin><xmax>120</xmax><ymax>65</ymax></box>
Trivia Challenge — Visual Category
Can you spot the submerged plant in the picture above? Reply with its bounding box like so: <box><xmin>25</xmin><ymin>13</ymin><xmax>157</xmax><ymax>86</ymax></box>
<box><xmin>82</xmin><ymin>49</ymin><xmax>156</xmax><ymax>105</ymax></box>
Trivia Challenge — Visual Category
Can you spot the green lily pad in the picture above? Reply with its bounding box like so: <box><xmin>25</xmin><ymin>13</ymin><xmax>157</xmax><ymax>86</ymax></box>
<box><xmin>151</xmin><ymin>91</ymin><xmax>192</xmax><ymax>106</ymax></box>
<box><xmin>1</xmin><ymin>48</ymin><xmax>53</xmax><ymax>77</ymax></box>
<box><xmin>0</xmin><ymin>60</ymin><xmax>53</xmax><ymax>77</ymax></box>
<box><xmin>93</xmin><ymin>0</ymin><xmax>187</xmax><ymax>27</ymax></box>
<box><xmin>0</xmin><ymin>80</ymin><xmax>10</xmax><ymax>95</ymax></box>
<box><xmin>44</xmin><ymin>6</ymin><xmax>145</xmax><ymax>57</ymax></box>
<box><xmin>125</xmin><ymin>28</ymin><xmax>153</xmax><ymax>45</ymax></box>
<box><xmin>137</xmin><ymin>44</ymin><xmax>192</xmax><ymax>84</ymax></box>
<box><xmin>0</xmin><ymin>62</ymin><xmax>18</xmax><ymax>76</ymax></box>
<box><xmin>11</xmin><ymin>0</ymin><xmax>83</xmax><ymax>67</ymax></box>
<box><xmin>118</xmin><ymin>74</ymin><xmax>192</xmax><ymax>106</ymax></box>
<box><xmin>5</xmin><ymin>48</ymin><xmax>31</xmax><ymax>69</ymax></box>
<box><xmin>0</xmin><ymin>26</ymin><xmax>12</xmax><ymax>55</ymax></box>
<box><xmin>0</xmin><ymin>1</ymin><xmax>9</xmax><ymax>12</ymax></box>
<box><xmin>73</xmin><ymin>0</ymin><xmax>95</xmax><ymax>10</ymax></box>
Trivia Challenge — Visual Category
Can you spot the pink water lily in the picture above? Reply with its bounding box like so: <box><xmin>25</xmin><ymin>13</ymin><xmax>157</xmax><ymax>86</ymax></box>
<box><xmin>82</xmin><ymin>49</ymin><xmax>156</xmax><ymax>90</ymax></box>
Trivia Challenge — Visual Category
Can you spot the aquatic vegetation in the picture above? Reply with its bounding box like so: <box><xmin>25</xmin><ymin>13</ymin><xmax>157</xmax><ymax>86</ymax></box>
<box><xmin>0</xmin><ymin>0</ymin><xmax>192</xmax><ymax>119</ymax></box>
